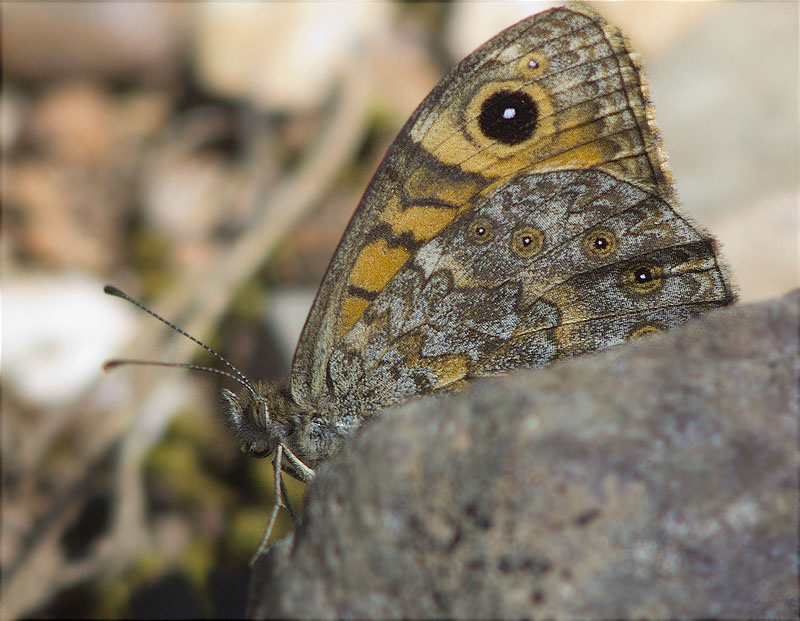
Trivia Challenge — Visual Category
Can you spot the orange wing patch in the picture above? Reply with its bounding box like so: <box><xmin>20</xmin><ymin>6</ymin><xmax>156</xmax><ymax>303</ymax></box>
<box><xmin>340</xmin><ymin>239</ymin><xmax>411</xmax><ymax>336</ymax></box>
<box><xmin>340</xmin><ymin>166</ymin><xmax>484</xmax><ymax>337</ymax></box>
<box><xmin>387</xmin><ymin>204</ymin><xmax>458</xmax><ymax>240</ymax></box>
<box><xmin>339</xmin><ymin>297</ymin><xmax>372</xmax><ymax>338</ymax></box>
<box><xmin>348</xmin><ymin>238</ymin><xmax>411</xmax><ymax>292</ymax></box>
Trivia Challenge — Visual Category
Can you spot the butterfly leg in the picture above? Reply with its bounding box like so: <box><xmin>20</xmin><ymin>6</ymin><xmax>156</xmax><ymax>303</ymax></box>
<box><xmin>251</xmin><ymin>444</ymin><xmax>288</xmax><ymax>563</ymax></box>
<box><xmin>281</xmin><ymin>443</ymin><xmax>315</xmax><ymax>484</ymax></box>
<box><xmin>276</xmin><ymin>445</ymin><xmax>313</xmax><ymax>529</ymax></box>
<box><xmin>279</xmin><ymin>475</ymin><xmax>298</xmax><ymax>524</ymax></box>
<box><xmin>251</xmin><ymin>444</ymin><xmax>316</xmax><ymax>563</ymax></box>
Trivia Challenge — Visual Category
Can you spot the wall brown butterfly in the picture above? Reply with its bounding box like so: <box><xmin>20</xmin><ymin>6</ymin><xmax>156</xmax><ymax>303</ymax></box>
<box><xmin>109</xmin><ymin>4</ymin><xmax>735</xmax><ymax>552</ymax></box>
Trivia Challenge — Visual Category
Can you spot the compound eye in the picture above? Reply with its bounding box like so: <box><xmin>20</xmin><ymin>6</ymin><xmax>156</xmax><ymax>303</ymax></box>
<box><xmin>246</xmin><ymin>446</ymin><xmax>271</xmax><ymax>459</ymax></box>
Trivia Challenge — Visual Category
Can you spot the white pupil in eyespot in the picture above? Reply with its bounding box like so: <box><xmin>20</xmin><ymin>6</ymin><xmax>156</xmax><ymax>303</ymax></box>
<box><xmin>503</xmin><ymin>107</ymin><xmax>517</xmax><ymax>119</ymax></box>
<box><xmin>528</xmin><ymin>59</ymin><xmax>538</xmax><ymax>68</ymax></box>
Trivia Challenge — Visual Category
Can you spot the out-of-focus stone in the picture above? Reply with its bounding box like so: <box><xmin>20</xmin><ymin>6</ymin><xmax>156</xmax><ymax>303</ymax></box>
<box><xmin>191</xmin><ymin>3</ymin><xmax>394</xmax><ymax>112</ymax></box>
<box><xmin>249</xmin><ymin>290</ymin><xmax>798</xmax><ymax>618</ymax></box>
<box><xmin>3</xmin><ymin>3</ymin><xmax>186</xmax><ymax>84</ymax></box>
<box><xmin>29</xmin><ymin>82</ymin><xmax>117</xmax><ymax>166</ymax></box>
<box><xmin>3</xmin><ymin>272</ymin><xmax>138</xmax><ymax>408</ymax></box>
<box><xmin>5</xmin><ymin>81</ymin><xmax>171</xmax><ymax>272</ymax></box>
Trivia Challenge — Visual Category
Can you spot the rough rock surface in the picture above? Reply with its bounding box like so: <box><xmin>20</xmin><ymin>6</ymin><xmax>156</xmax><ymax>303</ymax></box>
<box><xmin>248</xmin><ymin>290</ymin><xmax>799</xmax><ymax>618</ymax></box>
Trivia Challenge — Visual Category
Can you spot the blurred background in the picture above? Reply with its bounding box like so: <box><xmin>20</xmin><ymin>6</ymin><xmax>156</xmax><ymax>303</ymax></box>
<box><xmin>3</xmin><ymin>2</ymin><xmax>797</xmax><ymax>618</ymax></box>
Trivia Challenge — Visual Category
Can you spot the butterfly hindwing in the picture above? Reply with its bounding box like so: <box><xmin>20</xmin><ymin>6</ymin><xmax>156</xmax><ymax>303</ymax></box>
<box><xmin>324</xmin><ymin>169</ymin><xmax>732</xmax><ymax>417</ymax></box>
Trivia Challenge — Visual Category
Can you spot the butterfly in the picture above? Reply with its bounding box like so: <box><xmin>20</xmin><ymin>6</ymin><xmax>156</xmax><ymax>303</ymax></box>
<box><xmin>108</xmin><ymin>3</ymin><xmax>735</xmax><ymax>553</ymax></box>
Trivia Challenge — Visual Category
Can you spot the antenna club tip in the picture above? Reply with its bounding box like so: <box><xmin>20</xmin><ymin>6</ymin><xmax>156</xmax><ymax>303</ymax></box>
<box><xmin>104</xmin><ymin>284</ymin><xmax>124</xmax><ymax>297</ymax></box>
<box><xmin>102</xmin><ymin>360</ymin><xmax>121</xmax><ymax>372</ymax></box>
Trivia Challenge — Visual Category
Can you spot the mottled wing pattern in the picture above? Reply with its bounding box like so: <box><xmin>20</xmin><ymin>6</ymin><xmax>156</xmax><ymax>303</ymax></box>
<box><xmin>289</xmin><ymin>5</ymin><xmax>732</xmax><ymax>416</ymax></box>
<box><xmin>326</xmin><ymin>169</ymin><xmax>733</xmax><ymax>419</ymax></box>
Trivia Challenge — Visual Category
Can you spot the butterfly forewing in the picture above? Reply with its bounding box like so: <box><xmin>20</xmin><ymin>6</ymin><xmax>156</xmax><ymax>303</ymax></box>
<box><xmin>289</xmin><ymin>5</ymin><xmax>733</xmax><ymax>420</ymax></box>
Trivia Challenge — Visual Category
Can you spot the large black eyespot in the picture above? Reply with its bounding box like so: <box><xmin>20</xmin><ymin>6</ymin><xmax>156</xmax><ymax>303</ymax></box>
<box><xmin>478</xmin><ymin>90</ymin><xmax>537</xmax><ymax>145</ymax></box>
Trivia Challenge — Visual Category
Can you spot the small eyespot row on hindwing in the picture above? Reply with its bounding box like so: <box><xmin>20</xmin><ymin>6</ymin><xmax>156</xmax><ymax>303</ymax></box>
<box><xmin>470</xmin><ymin>218</ymin><xmax>494</xmax><ymax>244</ymax></box>
<box><xmin>511</xmin><ymin>226</ymin><xmax>544</xmax><ymax>258</ymax></box>
<box><xmin>583</xmin><ymin>228</ymin><xmax>617</xmax><ymax>259</ymax></box>
<box><xmin>622</xmin><ymin>263</ymin><xmax>664</xmax><ymax>295</ymax></box>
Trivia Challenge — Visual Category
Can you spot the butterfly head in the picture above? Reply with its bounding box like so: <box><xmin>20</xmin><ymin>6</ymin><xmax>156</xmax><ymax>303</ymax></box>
<box><xmin>220</xmin><ymin>381</ymin><xmax>297</xmax><ymax>459</ymax></box>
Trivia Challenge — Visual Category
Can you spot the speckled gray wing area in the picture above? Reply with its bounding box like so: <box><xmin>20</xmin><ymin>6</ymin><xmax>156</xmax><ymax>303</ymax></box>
<box><xmin>324</xmin><ymin>170</ymin><xmax>734</xmax><ymax>420</ymax></box>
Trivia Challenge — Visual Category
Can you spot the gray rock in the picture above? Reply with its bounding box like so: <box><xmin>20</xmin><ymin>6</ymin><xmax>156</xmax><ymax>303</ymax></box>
<box><xmin>248</xmin><ymin>290</ymin><xmax>799</xmax><ymax>618</ymax></box>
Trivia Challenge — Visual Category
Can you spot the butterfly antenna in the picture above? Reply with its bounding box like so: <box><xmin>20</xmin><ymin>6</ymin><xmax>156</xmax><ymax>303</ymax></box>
<box><xmin>103</xmin><ymin>285</ymin><xmax>256</xmax><ymax>395</ymax></box>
